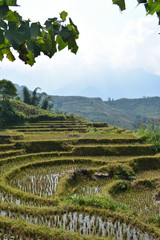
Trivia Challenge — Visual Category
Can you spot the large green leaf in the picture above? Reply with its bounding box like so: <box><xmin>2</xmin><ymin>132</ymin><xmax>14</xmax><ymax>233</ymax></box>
<box><xmin>26</xmin><ymin>50</ymin><xmax>35</xmax><ymax>66</ymax></box>
<box><xmin>5</xmin><ymin>0</ymin><xmax>18</xmax><ymax>6</ymax></box>
<box><xmin>0</xmin><ymin>3</ymin><xmax>9</xmax><ymax>17</ymax></box>
<box><xmin>0</xmin><ymin>50</ymin><xmax>4</xmax><ymax>61</ymax></box>
<box><xmin>6</xmin><ymin>21</ymin><xmax>31</xmax><ymax>49</ymax></box>
<box><xmin>148</xmin><ymin>0</ymin><xmax>154</xmax><ymax>7</ymax></box>
<box><xmin>56</xmin><ymin>35</ymin><xmax>68</xmax><ymax>51</ymax></box>
<box><xmin>6</xmin><ymin>48</ymin><xmax>15</xmax><ymax>61</ymax></box>
<box><xmin>69</xmin><ymin>18</ymin><xmax>79</xmax><ymax>34</ymax></box>
<box><xmin>6</xmin><ymin>10</ymin><xmax>20</xmax><ymax>22</ymax></box>
<box><xmin>0</xmin><ymin>19</ymin><xmax>7</xmax><ymax>29</ymax></box>
<box><xmin>30</xmin><ymin>22</ymin><xmax>41</xmax><ymax>38</ymax></box>
<box><xmin>60</xmin><ymin>11</ymin><xmax>68</xmax><ymax>21</ymax></box>
<box><xmin>60</xmin><ymin>26</ymin><xmax>72</xmax><ymax>42</ymax></box>
<box><xmin>112</xmin><ymin>0</ymin><xmax>126</xmax><ymax>11</ymax></box>
<box><xmin>0</xmin><ymin>29</ymin><xmax>4</xmax><ymax>44</ymax></box>
<box><xmin>137</xmin><ymin>0</ymin><xmax>147</xmax><ymax>3</ymax></box>
<box><xmin>68</xmin><ymin>38</ymin><xmax>78</xmax><ymax>54</ymax></box>
<box><xmin>0</xmin><ymin>0</ymin><xmax>4</xmax><ymax>6</ymax></box>
<box><xmin>27</xmin><ymin>40</ymin><xmax>41</xmax><ymax>57</ymax></box>
<box><xmin>147</xmin><ymin>2</ymin><xmax>160</xmax><ymax>15</ymax></box>
<box><xmin>44</xmin><ymin>20</ymin><xmax>51</xmax><ymax>30</ymax></box>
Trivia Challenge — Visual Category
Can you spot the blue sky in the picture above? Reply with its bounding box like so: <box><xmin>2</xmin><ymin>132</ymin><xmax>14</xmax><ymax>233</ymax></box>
<box><xmin>1</xmin><ymin>0</ymin><xmax>160</xmax><ymax>99</ymax></box>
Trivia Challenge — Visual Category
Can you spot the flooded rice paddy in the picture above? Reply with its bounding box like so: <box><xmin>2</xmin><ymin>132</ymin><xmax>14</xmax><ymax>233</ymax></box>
<box><xmin>9</xmin><ymin>164</ymin><xmax>92</xmax><ymax>197</ymax></box>
<box><xmin>0</xmin><ymin>210</ymin><xmax>156</xmax><ymax>240</ymax></box>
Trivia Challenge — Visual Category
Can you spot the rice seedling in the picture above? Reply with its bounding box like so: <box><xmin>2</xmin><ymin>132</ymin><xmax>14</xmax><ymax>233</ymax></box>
<box><xmin>10</xmin><ymin>164</ymin><xmax>91</xmax><ymax>197</ymax></box>
<box><xmin>113</xmin><ymin>188</ymin><xmax>160</xmax><ymax>220</ymax></box>
<box><xmin>137</xmin><ymin>169</ymin><xmax>160</xmax><ymax>180</ymax></box>
<box><xmin>0</xmin><ymin>208</ymin><xmax>157</xmax><ymax>240</ymax></box>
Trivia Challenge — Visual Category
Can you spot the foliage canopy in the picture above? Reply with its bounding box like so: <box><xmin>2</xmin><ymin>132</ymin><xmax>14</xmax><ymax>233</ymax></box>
<box><xmin>0</xmin><ymin>0</ymin><xmax>160</xmax><ymax>67</ymax></box>
<box><xmin>22</xmin><ymin>85</ymin><xmax>54</xmax><ymax>110</ymax></box>
<box><xmin>0</xmin><ymin>0</ymin><xmax>79</xmax><ymax>66</ymax></box>
<box><xmin>0</xmin><ymin>79</ymin><xmax>17</xmax><ymax>100</ymax></box>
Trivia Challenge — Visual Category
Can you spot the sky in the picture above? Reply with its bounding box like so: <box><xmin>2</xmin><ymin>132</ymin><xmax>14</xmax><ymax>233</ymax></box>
<box><xmin>1</xmin><ymin>0</ymin><xmax>160</xmax><ymax>100</ymax></box>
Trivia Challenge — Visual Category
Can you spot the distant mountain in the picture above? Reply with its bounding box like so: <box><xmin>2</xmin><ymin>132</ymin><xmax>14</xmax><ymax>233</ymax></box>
<box><xmin>51</xmin><ymin>95</ymin><xmax>160</xmax><ymax>130</ymax></box>
<box><xmin>53</xmin><ymin>68</ymin><xmax>160</xmax><ymax>100</ymax></box>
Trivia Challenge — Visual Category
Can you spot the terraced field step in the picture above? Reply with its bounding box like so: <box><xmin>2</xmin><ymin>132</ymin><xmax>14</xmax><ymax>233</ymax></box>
<box><xmin>72</xmin><ymin>144</ymin><xmax>156</xmax><ymax>156</ymax></box>
<box><xmin>0</xmin><ymin>135</ymin><xmax>12</xmax><ymax>144</ymax></box>
<box><xmin>0</xmin><ymin>149</ymin><xmax>24</xmax><ymax>159</ymax></box>
<box><xmin>12</xmin><ymin>139</ymin><xmax>155</xmax><ymax>156</ymax></box>
<box><xmin>0</xmin><ymin>143</ymin><xmax>16</xmax><ymax>152</ymax></box>
<box><xmin>11</xmin><ymin>124</ymin><xmax>89</xmax><ymax>129</ymax></box>
<box><xmin>10</xmin><ymin>121</ymin><xmax>108</xmax><ymax>130</ymax></box>
<box><xmin>25</xmin><ymin>121</ymin><xmax>107</xmax><ymax>127</ymax></box>
<box><xmin>15</xmin><ymin>127</ymin><xmax>88</xmax><ymax>133</ymax></box>
<box><xmin>70</xmin><ymin>138</ymin><xmax>141</xmax><ymax>144</ymax></box>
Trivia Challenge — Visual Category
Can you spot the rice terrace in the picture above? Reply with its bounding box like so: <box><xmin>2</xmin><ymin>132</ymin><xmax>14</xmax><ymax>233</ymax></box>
<box><xmin>0</xmin><ymin>114</ymin><xmax>160</xmax><ymax>240</ymax></box>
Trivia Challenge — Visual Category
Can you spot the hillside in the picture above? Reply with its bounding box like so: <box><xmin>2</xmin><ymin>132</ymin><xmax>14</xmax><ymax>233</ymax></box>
<box><xmin>52</xmin><ymin>96</ymin><xmax>160</xmax><ymax>130</ymax></box>
<box><xmin>15</xmin><ymin>84</ymin><xmax>160</xmax><ymax>130</ymax></box>
<box><xmin>52</xmin><ymin>96</ymin><xmax>133</xmax><ymax>129</ymax></box>
<box><xmin>105</xmin><ymin>97</ymin><xmax>160</xmax><ymax>119</ymax></box>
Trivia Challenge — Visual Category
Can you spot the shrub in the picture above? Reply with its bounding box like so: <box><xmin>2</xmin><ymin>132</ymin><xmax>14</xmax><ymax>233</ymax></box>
<box><xmin>109</xmin><ymin>181</ymin><xmax>132</xmax><ymax>196</ymax></box>
<box><xmin>138</xmin><ymin>119</ymin><xmax>160</xmax><ymax>151</ymax></box>
<box><xmin>0</xmin><ymin>100</ymin><xmax>26</xmax><ymax>127</ymax></box>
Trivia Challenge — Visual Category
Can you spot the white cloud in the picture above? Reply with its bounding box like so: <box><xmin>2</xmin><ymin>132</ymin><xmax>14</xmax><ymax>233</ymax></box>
<box><xmin>78</xmin><ymin>16</ymin><xmax>160</xmax><ymax>76</ymax></box>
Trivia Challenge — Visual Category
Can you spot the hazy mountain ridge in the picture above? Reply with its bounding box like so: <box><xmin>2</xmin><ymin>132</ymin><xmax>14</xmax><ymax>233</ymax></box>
<box><xmin>53</xmin><ymin>68</ymin><xmax>160</xmax><ymax>100</ymax></box>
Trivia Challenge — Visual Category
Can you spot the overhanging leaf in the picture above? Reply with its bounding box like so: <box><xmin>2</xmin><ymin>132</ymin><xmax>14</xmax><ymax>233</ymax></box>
<box><xmin>0</xmin><ymin>0</ymin><xmax>4</xmax><ymax>6</ymax></box>
<box><xmin>0</xmin><ymin>50</ymin><xmax>4</xmax><ymax>61</ymax></box>
<box><xmin>0</xmin><ymin>3</ymin><xmax>9</xmax><ymax>17</ymax></box>
<box><xmin>6</xmin><ymin>10</ymin><xmax>20</xmax><ymax>22</ymax></box>
<box><xmin>60</xmin><ymin>26</ymin><xmax>72</xmax><ymax>42</ymax></box>
<box><xmin>147</xmin><ymin>2</ymin><xmax>160</xmax><ymax>15</ymax></box>
<box><xmin>0</xmin><ymin>29</ymin><xmax>4</xmax><ymax>44</ymax></box>
<box><xmin>26</xmin><ymin>50</ymin><xmax>35</xmax><ymax>66</ymax></box>
<box><xmin>68</xmin><ymin>38</ymin><xmax>78</xmax><ymax>54</ymax></box>
<box><xmin>0</xmin><ymin>19</ymin><xmax>7</xmax><ymax>29</ymax></box>
<box><xmin>112</xmin><ymin>0</ymin><xmax>126</xmax><ymax>11</ymax></box>
<box><xmin>60</xmin><ymin>11</ymin><xmax>68</xmax><ymax>21</ymax></box>
<box><xmin>137</xmin><ymin>0</ymin><xmax>147</xmax><ymax>3</ymax></box>
<box><xmin>27</xmin><ymin>40</ymin><xmax>41</xmax><ymax>57</ymax></box>
<box><xmin>30</xmin><ymin>22</ymin><xmax>41</xmax><ymax>38</ymax></box>
<box><xmin>6</xmin><ymin>48</ymin><xmax>15</xmax><ymax>61</ymax></box>
<box><xmin>56</xmin><ymin>35</ymin><xmax>67</xmax><ymax>51</ymax></box>
<box><xmin>69</xmin><ymin>18</ymin><xmax>79</xmax><ymax>34</ymax></box>
<box><xmin>5</xmin><ymin>0</ymin><xmax>18</xmax><ymax>6</ymax></box>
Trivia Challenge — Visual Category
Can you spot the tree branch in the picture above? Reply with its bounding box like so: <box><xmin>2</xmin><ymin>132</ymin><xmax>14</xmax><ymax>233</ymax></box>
<box><xmin>0</xmin><ymin>46</ymin><xmax>11</xmax><ymax>51</ymax></box>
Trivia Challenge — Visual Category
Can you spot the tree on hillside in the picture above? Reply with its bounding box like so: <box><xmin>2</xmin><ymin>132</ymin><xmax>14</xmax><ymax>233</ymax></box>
<box><xmin>22</xmin><ymin>86</ymin><xmax>31</xmax><ymax>104</ymax></box>
<box><xmin>22</xmin><ymin>86</ymin><xmax>53</xmax><ymax>110</ymax></box>
<box><xmin>0</xmin><ymin>80</ymin><xmax>25</xmax><ymax>127</ymax></box>
<box><xmin>22</xmin><ymin>86</ymin><xmax>40</xmax><ymax>106</ymax></box>
<box><xmin>31</xmin><ymin>87</ymin><xmax>41</xmax><ymax>106</ymax></box>
<box><xmin>0</xmin><ymin>0</ymin><xmax>79</xmax><ymax>66</ymax></box>
<box><xmin>0</xmin><ymin>99</ymin><xmax>25</xmax><ymax>126</ymax></box>
<box><xmin>41</xmin><ymin>94</ymin><xmax>54</xmax><ymax>110</ymax></box>
<box><xmin>0</xmin><ymin>79</ymin><xmax>17</xmax><ymax>101</ymax></box>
